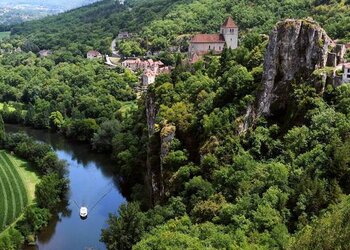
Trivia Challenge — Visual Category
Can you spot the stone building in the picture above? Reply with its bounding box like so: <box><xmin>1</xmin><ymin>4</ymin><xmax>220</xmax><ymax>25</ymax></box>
<box><xmin>118</xmin><ymin>32</ymin><xmax>131</xmax><ymax>39</ymax></box>
<box><xmin>142</xmin><ymin>69</ymin><xmax>157</xmax><ymax>86</ymax></box>
<box><xmin>188</xmin><ymin>16</ymin><xmax>238</xmax><ymax>62</ymax></box>
<box><xmin>87</xmin><ymin>50</ymin><xmax>102</xmax><ymax>59</ymax></box>
<box><xmin>342</xmin><ymin>63</ymin><xmax>350</xmax><ymax>83</ymax></box>
<box><xmin>39</xmin><ymin>50</ymin><xmax>52</xmax><ymax>57</ymax></box>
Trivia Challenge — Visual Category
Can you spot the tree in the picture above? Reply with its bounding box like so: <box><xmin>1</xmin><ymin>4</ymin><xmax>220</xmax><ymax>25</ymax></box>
<box><xmin>0</xmin><ymin>228</ymin><xmax>24</xmax><ymax>250</ymax></box>
<box><xmin>16</xmin><ymin>205</ymin><xmax>51</xmax><ymax>243</ymax></box>
<box><xmin>49</xmin><ymin>111</ymin><xmax>65</xmax><ymax>130</ymax></box>
<box><xmin>101</xmin><ymin>202</ymin><xmax>145</xmax><ymax>250</ymax></box>
<box><xmin>92</xmin><ymin>120</ymin><xmax>121</xmax><ymax>152</ymax></box>
<box><xmin>291</xmin><ymin>196</ymin><xmax>350</xmax><ymax>250</ymax></box>
<box><xmin>35</xmin><ymin>173</ymin><xmax>68</xmax><ymax>211</ymax></box>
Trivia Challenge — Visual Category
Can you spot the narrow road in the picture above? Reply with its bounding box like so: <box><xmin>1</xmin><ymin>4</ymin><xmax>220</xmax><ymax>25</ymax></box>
<box><xmin>111</xmin><ymin>38</ymin><xmax>118</xmax><ymax>56</ymax></box>
<box><xmin>105</xmin><ymin>55</ymin><xmax>117</xmax><ymax>67</ymax></box>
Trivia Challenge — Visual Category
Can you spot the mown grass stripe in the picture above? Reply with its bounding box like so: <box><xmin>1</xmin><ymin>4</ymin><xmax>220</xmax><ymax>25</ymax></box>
<box><xmin>0</xmin><ymin>169</ymin><xmax>8</xmax><ymax>229</ymax></box>
<box><xmin>0</xmin><ymin>161</ymin><xmax>16</xmax><ymax>226</ymax></box>
<box><xmin>0</xmin><ymin>153</ymin><xmax>24</xmax><ymax>209</ymax></box>
<box><xmin>0</xmin><ymin>157</ymin><xmax>16</xmax><ymax>222</ymax></box>
<box><xmin>1</xmin><ymin>153</ymin><xmax>27</xmax><ymax>210</ymax></box>
<box><xmin>8</xmin><ymin>155</ymin><xmax>29</xmax><ymax>205</ymax></box>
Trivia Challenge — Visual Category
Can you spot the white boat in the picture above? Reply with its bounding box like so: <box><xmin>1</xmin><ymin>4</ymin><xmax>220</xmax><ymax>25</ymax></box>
<box><xmin>80</xmin><ymin>207</ymin><xmax>88</xmax><ymax>219</ymax></box>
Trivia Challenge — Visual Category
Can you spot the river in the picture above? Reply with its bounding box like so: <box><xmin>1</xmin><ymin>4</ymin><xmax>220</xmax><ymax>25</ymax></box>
<box><xmin>5</xmin><ymin>124</ymin><xmax>126</xmax><ymax>250</ymax></box>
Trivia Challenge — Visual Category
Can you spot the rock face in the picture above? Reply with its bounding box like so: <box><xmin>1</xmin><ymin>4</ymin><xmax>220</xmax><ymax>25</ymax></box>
<box><xmin>159</xmin><ymin>124</ymin><xmax>176</xmax><ymax>198</ymax></box>
<box><xmin>242</xmin><ymin>19</ymin><xmax>345</xmax><ymax>130</ymax></box>
<box><xmin>145</xmin><ymin>91</ymin><xmax>176</xmax><ymax>204</ymax></box>
<box><xmin>145</xmin><ymin>91</ymin><xmax>159</xmax><ymax>204</ymax></box>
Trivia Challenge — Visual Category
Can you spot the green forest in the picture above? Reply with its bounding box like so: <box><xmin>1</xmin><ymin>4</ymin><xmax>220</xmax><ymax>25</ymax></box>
<box><xmin>1</xmin><ymin>0</ymin><xmax>350</xmax><ymax>249</ymax></box>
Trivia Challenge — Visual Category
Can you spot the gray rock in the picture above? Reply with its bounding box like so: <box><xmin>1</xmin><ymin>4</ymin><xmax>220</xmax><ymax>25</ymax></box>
<box><xmin>242</xmin><ymin>19</ymin><xmax>344</xmax><ymax>131</ymax></box>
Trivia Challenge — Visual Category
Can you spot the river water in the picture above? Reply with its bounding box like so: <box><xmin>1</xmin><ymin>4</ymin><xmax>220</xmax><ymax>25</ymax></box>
<box><xmin>5</xmin><ymin>124</ymin><xmax>126</xmax><ymax>250</ymax></box>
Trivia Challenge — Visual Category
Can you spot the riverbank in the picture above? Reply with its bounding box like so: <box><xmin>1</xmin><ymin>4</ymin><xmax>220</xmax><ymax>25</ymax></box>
<box><xmin>5</xmin><ymin>124</ymin><xmax>126</xmax><ymax>249</ymax></box>
<box><xmin>0</xmin><ymin>150</ymin><xmax>39</xmax><ymax>237</ymax></box>
<box><xmin>0</xmin><ymin>128</ymin><xmax>69</xmax><ymax>249</ymax></box>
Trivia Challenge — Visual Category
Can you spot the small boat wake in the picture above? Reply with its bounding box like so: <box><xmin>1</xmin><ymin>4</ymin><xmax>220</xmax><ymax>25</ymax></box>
<box><xmin>71</xmin><ymin>182</ymin><xmax>114</xmax><ymax>220</ymax></box>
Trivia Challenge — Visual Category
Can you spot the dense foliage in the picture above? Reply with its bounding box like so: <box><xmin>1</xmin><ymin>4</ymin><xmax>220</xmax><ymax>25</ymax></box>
<box><xmin>6</xmin><ymin>0</ymin><xmax>314</xmax><ymax>55</ymax></box>
<box><xmin>2</xmin><ymin>0</ymin><xmax>350</xmax><ymax>249</ymax></box>
<box><xmin>6</xmin><ymin>0</ymin><xmax>350</xmax><ymax>58</ymax></box>
<box><xmin>0</xmin><ymin>52</ymin><xmax>137</xmax><ymax>143</ymax></box>
<box><xmin>102</xmin><ymin>46</ymin><xmax>350</xmax><ymax>249</ymax></box>
<box><xmin>0</xmin><ymin>131</ymin><xmax>68</xmax><ymax>248</ymax></box>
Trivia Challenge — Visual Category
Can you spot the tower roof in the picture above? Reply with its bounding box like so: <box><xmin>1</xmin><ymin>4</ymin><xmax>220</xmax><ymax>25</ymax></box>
<box><xmin>221</xmin><ymin>16</ymin><xmax>238</xmax><ymax>28</ymax></box>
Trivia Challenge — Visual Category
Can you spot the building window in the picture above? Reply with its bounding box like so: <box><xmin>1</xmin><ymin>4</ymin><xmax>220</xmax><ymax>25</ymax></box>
<box><xmin>209</xmin><ymin>45</ymin><xmax>211</xmax><ymax>49</ymax></box>
<box><xmin>347</xmin><ymin>74</ymin><xmax>350</xmax><ymax>79</ymax></box>
<box><xmin>347</xmin><ymin>68</ymin><xmax>350</xmax><ymax>73</ymax></box>
<box><xmin>219</xmin><ymin>46</ymin><xmax>221</xmax><ymax>50</ymax></box>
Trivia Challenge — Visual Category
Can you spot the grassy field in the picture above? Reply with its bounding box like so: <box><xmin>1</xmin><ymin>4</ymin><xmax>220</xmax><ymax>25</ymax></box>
<box><xmin>0</xmin><ymin>32</ymin><xmax>10</xmax><ymax>41</ymax></box>
<box><xmin>0</xmin><ymin>151</ymin><xmax>39</xmax><ymax>232</ymax></box>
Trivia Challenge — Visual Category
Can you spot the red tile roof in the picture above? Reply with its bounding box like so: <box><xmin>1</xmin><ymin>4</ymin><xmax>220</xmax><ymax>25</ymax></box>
<box><xmin>221</xmin><ymin>16</ymin><xmax>237</xmax><ymax>28</ymax></box>
<box><xmin>191</xmin><ymin>34</ymin><xmax>225</xmax><ymax>43</ymax></box>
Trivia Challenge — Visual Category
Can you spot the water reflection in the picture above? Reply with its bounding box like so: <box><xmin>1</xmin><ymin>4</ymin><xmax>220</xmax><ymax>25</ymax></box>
<box><xmin>5</xmin><ymin>125</ymin><xmax>126</xmax><ymax>250</ymax></box>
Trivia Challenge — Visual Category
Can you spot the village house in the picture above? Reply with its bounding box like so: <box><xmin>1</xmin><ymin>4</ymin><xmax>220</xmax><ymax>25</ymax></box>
<box><xmin>121</xmin><ymin>58</ymin><xmax>142</xmax><ymax>71</ymax></box>
<box><xmin>39</xmin><ymin>49</ymin><xmax>52</xmax><ymax>57</ymax></box>
<box><xmin>141</xmin><ymin>64</ymin><xmax>170</xmax><ymax>86</ymax></box>
<box><xmin>342</xmin><ymin>63</ymin><xmax>350</xmax><ymax>83</ymax></box>
<box><xmin>87</xmin><ymin>50</ymin><xmax>102</xmax><ymax>59</ymax></box>
<box><xmin>121</xmin><ymin>58</ymin><xmax>164</xmax><ymax>72</ymax></box>
<box><xmin>118</xmin><ymin>32</ymin><xmax>131</xmax><ymax>39</ymax></box>
<box><xmin>142</xmin><ymin>69</ymin><xmax>157</xmax><ymax>86</ymax></box>
<box><xmin>188</xmin><ymin>16</ymin><xmax>239</xmax><ymax>63</ymax></box>
<box><xmin>121</xmin><ymin>58</ymin><xmax>170</xmax><ymax>86</ymax></box>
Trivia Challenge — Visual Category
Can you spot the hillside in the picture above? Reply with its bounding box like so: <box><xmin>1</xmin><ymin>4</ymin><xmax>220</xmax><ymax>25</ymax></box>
<box><xmin>9</xmin><ymin>0</ymin><xmax>317</xmax><ymax>54</ymax></box>
<box><xmin>3</xmin><ymin>0</ymin><xmax>350</xmax><ymax>249</ymax></box>
<box><xmin>10</xmin><ymin>0</ymin><xmax>187</xmax><ymax>53</ymax></box>
<box><xmin>2</xmin><ymin>0</ymin><xmax>100</xmax><ymax>10</ymax></box>
<box><xmin>0</xmin><ymin>0</ymin><xmax>100</xmax><ymax>28</ymax></box>
<box><xmin>8</xmin><ymin>0</ymin><xmax>350</xmax><ymax>56</ymax></box>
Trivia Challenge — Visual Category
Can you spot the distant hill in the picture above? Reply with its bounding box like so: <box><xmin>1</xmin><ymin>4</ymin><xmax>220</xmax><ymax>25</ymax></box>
<box><xmin>1</xmin><ymin>0</ymin><xmax>101</xmax><ymax>10</ymax></box>
<box><xmin>10</xmin><ymin>0</ymin><xmax>186</xmax><ymax>53</ymax></box>
<box><xmin>9</xmin><ymin>0</ymin><xmax>350</xmax><ymax>55</ymax></box>
<box><xmin>0</xmin><ymin>0</ymin><xmax>101</xmax><ymax>27</ymax></box>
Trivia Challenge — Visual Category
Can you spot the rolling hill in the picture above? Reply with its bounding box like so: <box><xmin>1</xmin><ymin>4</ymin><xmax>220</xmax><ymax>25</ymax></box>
<box><xmin>9</xmin><ymin>0</ymin><xmax>350</xmax><ymax>56</ymax></box>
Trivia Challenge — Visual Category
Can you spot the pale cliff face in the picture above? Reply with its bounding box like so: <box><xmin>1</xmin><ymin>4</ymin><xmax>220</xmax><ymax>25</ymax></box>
<box><xmin>257</xmin><ymin>19</ymin><xmax>333</xmax><ymax>117</ymax></box>
<box><xmin>241</xmin><ymin>19</ymin><xmax>343</xmax><ymax>132</ymax></box>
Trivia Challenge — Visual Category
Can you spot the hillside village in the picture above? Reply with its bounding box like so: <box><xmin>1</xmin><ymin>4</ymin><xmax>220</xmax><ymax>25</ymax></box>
<box><xmin>91</xmin><ymin>16</ymin><xmax>350</xmax><ymax>91</ymax></box>
<box><xmin>4</xmin><ymin>0</ymin><xmax>350</xmax><ymax>249</ymax></box>
<box><xmin>100</xmin><ymin>16</ymin><xmax>241</xmax><ymax>89</ymax></box>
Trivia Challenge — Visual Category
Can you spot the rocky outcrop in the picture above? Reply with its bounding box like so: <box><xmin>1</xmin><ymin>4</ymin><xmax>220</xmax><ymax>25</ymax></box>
<box><xmin>242</xmin><ymin>19</ymin><xmax>345</xmax><ymax>131</ymax></box>
<box><xmin>159</xmin><ymin>124</ymin><xmax>176</xmax><ymax>197</ymax></box>
<box><xmin>145</xmin><ymin>91</ymin><xmax>159</xmax><ymax>204</ymax></box>
<box><xmin>145</xmin><ymin>91</ymin><xmax>157</xmax><ymax>137</ymax></box>
<box><xmin>145</xmin><ymin>91</ymin><xmax>176</xmax><ymax>204</ymax></box>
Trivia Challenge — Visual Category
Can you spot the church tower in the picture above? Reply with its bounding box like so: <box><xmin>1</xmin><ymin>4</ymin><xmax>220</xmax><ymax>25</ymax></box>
<box><xmin>220</xmin><ymin>16</ymin><xmax>238</xmax><ymax>49</ymax></box>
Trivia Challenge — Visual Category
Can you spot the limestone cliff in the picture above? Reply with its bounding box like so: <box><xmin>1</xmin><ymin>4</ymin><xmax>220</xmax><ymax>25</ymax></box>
<box><xmin>242</xmin><ymin>19</ymin><xmax>345</xmax><ymax>131</ymax></box>
<box><xmin>145</xmin><ymin>91</ymin><xmax>159</xmax><ymax>204</ymax></box>
<box><xmin>159</xmin><ymin>124</ymin><xmax>176</xmax><ymax>198</ymax></box>
<box><xmin>145</xmin><ymin>91</ymin><xmax>176</xmax><ymax>204</ymax></box>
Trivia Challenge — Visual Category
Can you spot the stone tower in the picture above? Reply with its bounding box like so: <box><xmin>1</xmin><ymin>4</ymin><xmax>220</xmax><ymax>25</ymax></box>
<box><xmin>220</xmin><ymin>16</ymin><xmax>238</xmax><ymax>49</ymax></box>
